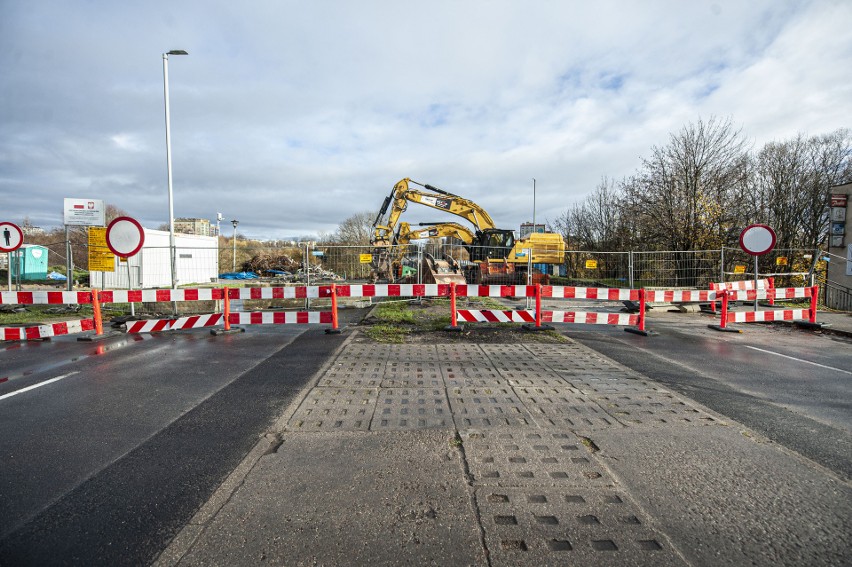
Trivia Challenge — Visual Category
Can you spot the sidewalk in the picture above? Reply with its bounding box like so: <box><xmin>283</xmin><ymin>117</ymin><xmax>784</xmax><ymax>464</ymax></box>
<box><xmin>155</xmin><ymin>331</ymin><xmax>851</xmax><ymax>566</ymax></box>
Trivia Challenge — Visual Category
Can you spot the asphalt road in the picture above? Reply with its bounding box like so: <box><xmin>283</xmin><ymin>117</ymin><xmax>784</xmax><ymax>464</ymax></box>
<box><xmin>560</xmin><ymin>312</ymin><xmax>852</xmax><ymax>481</ymax></box>
<box><xmin>0</xmin><ymin>325</ymin><xmax>346</xmax><ymax>566</ymax></box>
<box><xmin>1</xmin><ymin>306</ymin><xmax>849</xmax><ymax>564</ymax></box>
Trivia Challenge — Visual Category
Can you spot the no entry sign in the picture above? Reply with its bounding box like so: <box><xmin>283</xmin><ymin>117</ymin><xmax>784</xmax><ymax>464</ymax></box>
<box><xmin>739</xmin><ymin>224</ymin><xmax>776</xmax><ymax>256</ymax></box>
<box><xmin>0</xmin><ymin>222</ymin><xmax>24</xmax><ymax>253</ymax></box>
<box><xmin>106</xmin><ymin>216</ymin><xmax>145</xmax><ymax>257</ymax></box>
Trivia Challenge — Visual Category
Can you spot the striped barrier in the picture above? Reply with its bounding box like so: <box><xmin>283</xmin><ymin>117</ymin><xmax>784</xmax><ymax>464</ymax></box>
<box><xmin>125</xmin><ymin>313</ymin><xmax>223</xmax><ymax>334</ymax></box>
<box><xmin>456</xmin><ymin>310</ymin><xmax>536</xmax><ymax>323</ymax></box>
<box><xmin>710</xmin><ymin>278</ymin><xmax>774</xmax><ymax>311</ymax></box>
<box><xmin>0</xmin><ymin>291</ymin><xmax>93</xmax><ymax>305</ymax></box>
<box><xmin>0</xmin><ymin>318</ymin><xmax>96</xmax><ymax>341</ymax></box>
<box><xmin>544</xmin><ymin>311</ymin><xmax>640</xmax><ymax>326</ymax></box>
<box><xmin>447</xmin><ymin>283</ymin><xmax>648</xmax><ymax>334</ymax></box>
<box><xmin>644</xmin><ymin>289</ymin><xmax>716</xmax><ymax>303</ymax></box>
<box><xmin>123</xmin><ymin>311</ymin><xmax>333</xmax><ymax>334</ymax></box>
<box><xmin>710</xmin><ymin>286</ymin><xmax>818</xmax><ymax>332</ymax></box>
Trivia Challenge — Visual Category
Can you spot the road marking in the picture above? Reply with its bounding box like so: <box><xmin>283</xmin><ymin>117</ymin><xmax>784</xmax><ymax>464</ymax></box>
<box><xmin>0</xmin><ymin>371</ymin><xmax>81</xmax><ymax>401</ymax></box>
<box><xmin>745</xmin><ymin>346</ymin><xmax>852</xmax><ymax>376</ymax></box>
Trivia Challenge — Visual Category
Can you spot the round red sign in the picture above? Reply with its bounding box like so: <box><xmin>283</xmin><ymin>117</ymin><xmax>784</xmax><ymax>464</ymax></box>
<box><xmin>106</xmin><ymin>216</ymin><xmax>145</xmax><ymax>257</ymax></box>
<box><xmin>739</xmin><ymin>224</ymin><xmax>776</xmax><ymax>256</ymax></box>
<box><xmin>0</xmin><ymin>222</ymin><xmax>24</xmax><ymax>253</ymax></box>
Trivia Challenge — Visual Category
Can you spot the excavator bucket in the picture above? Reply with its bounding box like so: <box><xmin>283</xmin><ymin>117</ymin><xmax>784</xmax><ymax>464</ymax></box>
<box><xmin>420</xmin><ymin>255</ymin><xmax>466</xmax><ymax>285</ymax></box>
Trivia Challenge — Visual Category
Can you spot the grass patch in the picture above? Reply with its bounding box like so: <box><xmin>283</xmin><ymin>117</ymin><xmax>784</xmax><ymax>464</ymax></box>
<box><xmin>364</xmin><ymin>323</ymin><xmax>409</xmax><ymax>343</ymax></box>
<box><xmin>373</xmin><ymin>301</ymin><xmax>416</xmax><ymax>324</ymax></box>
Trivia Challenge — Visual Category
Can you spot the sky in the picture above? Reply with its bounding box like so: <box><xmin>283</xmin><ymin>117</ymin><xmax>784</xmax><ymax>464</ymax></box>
<box><xmin>1</xmin><ymin>0</ymin><xmax>850</xmax><ymax>241</ymax></box>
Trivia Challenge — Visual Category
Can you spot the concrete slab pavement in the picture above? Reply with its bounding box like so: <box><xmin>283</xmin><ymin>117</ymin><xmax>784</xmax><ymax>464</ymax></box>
<box><xmin>156</xmin><ymin>332</ymin><xmax>851</xmax><ymax>567</ymax></box>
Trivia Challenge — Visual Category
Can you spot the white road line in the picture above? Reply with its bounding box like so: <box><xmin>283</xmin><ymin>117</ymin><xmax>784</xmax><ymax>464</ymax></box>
<box><xmin>745</xmin><ymin>346</ymin><xmax>852</xmax><ymax>376</ymax></box>
<box><xmin>0</xmin><ymin>371</ymin><xmax>81</xmax><ymax>401</ymax></box>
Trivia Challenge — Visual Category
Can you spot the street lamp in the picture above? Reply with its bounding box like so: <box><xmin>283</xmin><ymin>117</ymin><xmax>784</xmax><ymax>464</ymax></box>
<box><xmin>231</xmin><ymin>219</ymin><xmax>239</xmax><ymax>272</ymax></box>
<box><xmin>163</xmin><ymin>49</ymin><xmax>188</xmax><ymax>289</ymax></box>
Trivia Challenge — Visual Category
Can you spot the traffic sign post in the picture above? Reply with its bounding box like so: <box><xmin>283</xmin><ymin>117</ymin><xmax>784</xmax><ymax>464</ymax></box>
<box><xmin>739</xmin><ymin>224</ymin><xmax>777</xmax><ymax>311</ymax></box>
<box><xmin>106</xmin><ymin>217</ymin><xmax>145</xmax><ymax>318</ymax></box>
<box><xmin>0</xmin><ymin>222</ymin><xmax>24</xmax><ymax>291</ymax></box>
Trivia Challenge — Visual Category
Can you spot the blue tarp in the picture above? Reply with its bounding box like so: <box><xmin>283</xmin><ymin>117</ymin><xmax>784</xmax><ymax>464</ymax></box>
<box><xmin>46</xmin><ymin>271</ymin><xmax>67</xmax><ymax>280</ymax></box>
<box><xmin>218</xmin><ymin>271</ymin><xmax>259</xmax><ymax>280</ymax></box>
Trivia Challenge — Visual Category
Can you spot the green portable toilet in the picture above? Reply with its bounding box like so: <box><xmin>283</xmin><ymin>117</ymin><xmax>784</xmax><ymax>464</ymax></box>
<box><xmin>10</xmin><ymin>244</ymin><xmax>49</xmax><ymax>280</ymax></box>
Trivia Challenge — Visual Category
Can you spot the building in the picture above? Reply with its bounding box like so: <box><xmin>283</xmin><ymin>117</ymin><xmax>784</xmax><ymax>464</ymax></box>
<box><xmin>174</xmin><ymin>217</ymin><xmax>218</xmax><ymax>237</ymax></box>
<box><xmin>826</xmin><ymin>182</ymin><xmax>851</xmax><ymax>310</ymax></box>
<box><xmin>89</xmin><ymin>229</ymin><xmax>218</xmax><ymax>289</ymax></box>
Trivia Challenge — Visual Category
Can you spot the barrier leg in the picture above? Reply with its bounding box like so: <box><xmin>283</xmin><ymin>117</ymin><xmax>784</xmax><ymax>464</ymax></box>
<box><xmin>768</xmin><ymin>277</ymin><xmax>775</xmax><ymax>306</ymax></box>
<box><xmin>523</xmin><ymin>283</ymin><xmax>554</xmax><ymax>332</ymax></box>
<box><xmin>625</xmin><ymin>289</ymin><xmax>652</xmax><ymax>336</ymax></box>
<box><xmin>325</xmin><ymin>283</ymin><xmax>342</xmax><ymax>334</ymax></box>
<box><xmin>211</xmin><ymin>286</ymin><xmax>244</xmax><ymax>335</ymax></box>
<box><xmin>445</xmin><ymin>282</ymin><xmax>462</xmax><ymax>332</ymax></box>
<box><xmin>708</xmin><ymin>290</ymin><xmax>741</xmax><ymax>333</ymax></box>
<box><xmin>810</xmin><ymin>285</ymin><xmax>818</xmax><ymax>324</ymax></box>
<box><xmin>79</xmin><ymin>288</ymin><xmax>119</xmax><ymax>341</ymax></box>
<box><xmin>93</xmin><ymin>289</ymin><xmax>103</xmax><ymax>336</ymax></box>
<box><xmin>224</xmin><ymin>288</ymin><xmax>231</xmax><ymax>331</ymax></box>
<box><xmin>793</xmin><ymin>285</ymin><xmax>823</xmax><ymax>330</ymax></box>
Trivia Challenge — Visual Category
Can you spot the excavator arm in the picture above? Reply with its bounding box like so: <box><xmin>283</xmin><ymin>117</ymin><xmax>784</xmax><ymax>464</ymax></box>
<box><xmin>372</xmin><ymin>178</ymin><xmax>498</xmax><ymax>247</ymax></box>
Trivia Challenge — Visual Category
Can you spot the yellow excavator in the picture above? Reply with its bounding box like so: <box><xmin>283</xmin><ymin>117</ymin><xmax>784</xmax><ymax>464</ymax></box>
<box><xmin>370</xmin><ymin>178</ymin><xmax>565</xmax><ymax>283</ymax></box>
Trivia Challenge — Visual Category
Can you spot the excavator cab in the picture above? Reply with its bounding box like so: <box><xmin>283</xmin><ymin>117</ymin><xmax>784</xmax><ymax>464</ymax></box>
<box><xmin>469</xmin><ymin>229</ymin><xmax>515</xmax><ymax>262</ymax></box>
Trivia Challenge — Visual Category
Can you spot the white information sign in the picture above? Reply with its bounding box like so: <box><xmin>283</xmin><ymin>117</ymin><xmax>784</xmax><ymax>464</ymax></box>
<box><xmin>64</xmin><ymin>198</ymin><xmax>105</xmax><ymax>226</ymax></box>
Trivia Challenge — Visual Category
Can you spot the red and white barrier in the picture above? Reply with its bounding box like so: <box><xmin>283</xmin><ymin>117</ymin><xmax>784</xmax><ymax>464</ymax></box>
<box><xmin>104</xmin><ymin>288</ymin><xmax>224</xmax><ymax>303</ymax></box>
<box><xmin>457</xmin><ymin>310</ymin><xmax>536</xmax><ymax>323</ymax></box>
<box><xmin>0</xmin><ymin>318</ymin><xmax>95</xmax><ymax>341</ymax></box>
<box><xmin>544</xmin><ymin>286</ymin><xmax>639</xmax><ymax>301</ymax></box>
<box><xmin>446</xmin><ymin>283</ymin><xmax>648</xmax><ymax>334</ymax></box>
<box><xmin>544</xmin><ymin>311</ymin><xmax>640</xmax><ymax>326</ymax></box>
<box><xmin>710</xmin><ymin>278</ymin><xmax>774</xmax><ymax>311</ymax></box>
<box><xmin>644</xmin><ymin>289</ymin><xmax>716</xmax><ymax>303</ymax></box>
<box><xmin>711</xmin><ymin>286</ymin><xmax>818</xmax><ymax>331</ymax></box>
<box><xmin>125</xmin><ymin>314</ymin><xmax>224</xmax><ymax>334</ymax></box>
<box><xmin>0</xmin><ymin>291</ymin><xmax>93</xmax><ymax>305</ymax></box>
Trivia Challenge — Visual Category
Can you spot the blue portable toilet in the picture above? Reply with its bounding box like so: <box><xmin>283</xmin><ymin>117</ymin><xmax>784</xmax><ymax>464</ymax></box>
<box><xmin>10</xmin><ymin>245</ymin><xmax>49</xmax><ymax>280</ymax></box>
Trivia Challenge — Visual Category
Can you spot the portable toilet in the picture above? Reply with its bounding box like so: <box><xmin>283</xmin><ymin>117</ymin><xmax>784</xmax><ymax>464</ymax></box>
<box><xmin>10</xmin><ymin>244</ymin><xmax>49</xmax><ymax>280</ymax></box>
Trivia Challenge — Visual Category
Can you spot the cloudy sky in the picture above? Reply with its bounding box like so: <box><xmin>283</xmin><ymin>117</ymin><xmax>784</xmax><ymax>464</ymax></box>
<box><xmin>2</xmin><ymin>0</ymin><xmax>850</xmax><ymax>241</ymax></box>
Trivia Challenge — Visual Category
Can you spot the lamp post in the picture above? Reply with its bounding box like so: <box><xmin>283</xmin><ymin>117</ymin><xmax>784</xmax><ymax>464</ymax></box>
<box><xmin>163</xmin><ymin>49</ymin><xmax>188</xmax><ymax>289</ymax></box>
<box><xmin>231</xmin><ymin>219</ymin><xmax>239</xmax><ymax>272</ymax></box>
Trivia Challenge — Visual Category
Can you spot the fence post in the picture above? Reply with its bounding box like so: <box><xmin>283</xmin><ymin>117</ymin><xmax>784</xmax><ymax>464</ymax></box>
<box><xmin>768</xmin><ymin>276</ymin><xmax>775</xmax><ymax>306</ymax></box>
<box><xmin>445</xmin><ymin>282</ymin><xmax>461</xmax><ymax>332</ymax></box>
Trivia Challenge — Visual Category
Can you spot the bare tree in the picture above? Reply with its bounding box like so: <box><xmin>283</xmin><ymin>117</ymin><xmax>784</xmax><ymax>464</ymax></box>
<box><xmin>553</xmin><ymin>177</ymin><xmax>629</xmax><ymax>251</ymax></box>
<box><xmin>325</xmin><ymin>211</ymin><xmax>375</xmax><ymax>246</ymax></box>
<box><xmin>625</xmin><ymin>116</ymin><xmax>750</xmax><ymax>252</ymax></box>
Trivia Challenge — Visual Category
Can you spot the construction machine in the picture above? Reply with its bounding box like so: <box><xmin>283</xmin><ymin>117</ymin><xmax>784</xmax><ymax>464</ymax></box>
<box><xmin>370</xmin><ymin>178</ymin><xmax>565</xmax><ymax>283</ymax></box>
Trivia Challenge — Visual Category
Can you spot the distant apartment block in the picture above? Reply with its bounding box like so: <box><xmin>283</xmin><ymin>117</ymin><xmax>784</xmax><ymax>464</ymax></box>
<box><xmin>174</xmin><ymin>217</ymin><xmax>219</xmax><ymax>236</ymax></box>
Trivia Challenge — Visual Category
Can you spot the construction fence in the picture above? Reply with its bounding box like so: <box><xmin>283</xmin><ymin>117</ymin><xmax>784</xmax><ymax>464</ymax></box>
<box><xmin>4</xmin><ymin>242</ymin><xmax>845</xmax><ymax>311</ymax></box>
